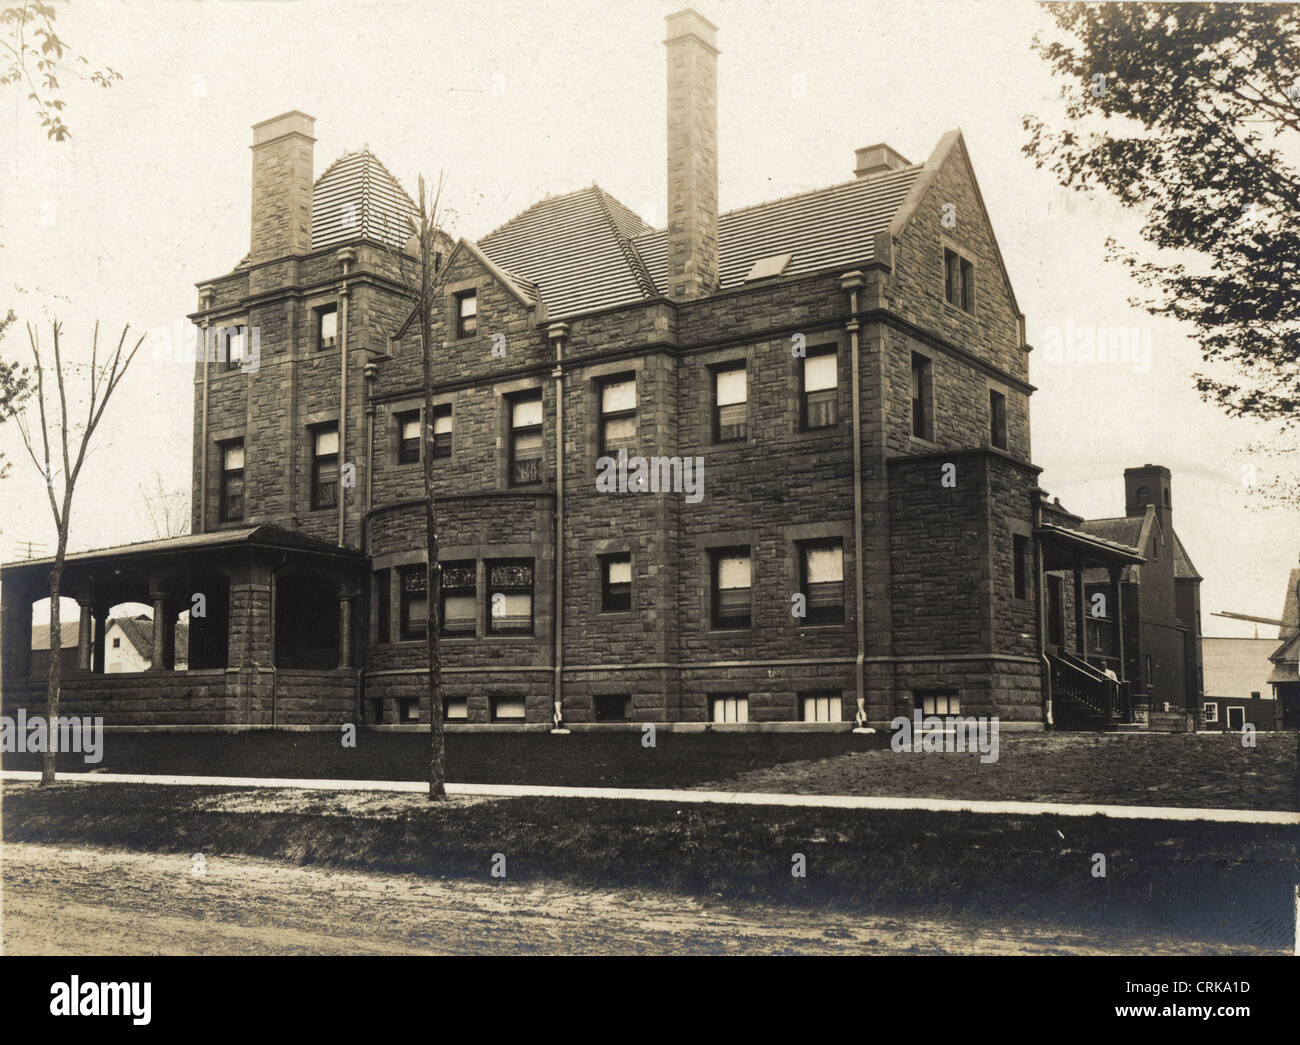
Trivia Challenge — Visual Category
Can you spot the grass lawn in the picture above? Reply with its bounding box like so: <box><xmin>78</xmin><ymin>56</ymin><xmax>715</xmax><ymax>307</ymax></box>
<box><xmin>697</xmin><ymin>732</ymin><xmax>1300</xmax><ymax>812</ymax></box>
<box><xmin>1</xmin><ymin>729</ymin><xmax>875</xmax><ymax>787</ymax></box>
<box><xmin>3</xmin><ymin>729</ymin><xmax>1296</xmax><ymax>811</ymax></box>
<box><xmin>4</xmin><ymin>781</ymin><xmax>1296</xmax><ymax>950</ymax></box>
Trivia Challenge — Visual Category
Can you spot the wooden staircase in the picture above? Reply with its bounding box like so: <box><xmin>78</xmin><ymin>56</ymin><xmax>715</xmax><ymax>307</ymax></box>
<box><xmin>1050</xmin><ymin>651</ymin><xmax>1134</xmax><ymax>731</ymax></box>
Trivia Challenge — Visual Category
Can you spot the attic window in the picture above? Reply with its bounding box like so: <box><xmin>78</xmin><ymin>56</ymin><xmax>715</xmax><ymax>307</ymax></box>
<box><xmin>744</xmin><ymin>253</ymin><xmax>792</xmax><ymax>282</ymax></box>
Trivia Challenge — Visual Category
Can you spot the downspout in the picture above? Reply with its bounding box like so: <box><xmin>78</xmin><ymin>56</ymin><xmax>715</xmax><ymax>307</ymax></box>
<box><xmin>337</xmin><ymin>247</ymin><xmax>357</xmax><ymax>548</ymax></box>
<box><xmin>1035</xmin><ymin>491</ymin><xmax>1053</xmax><ymax>728</ymax></box>
<box><xmin>361</xmin><ymin>360</ymin><xmax>378</xmax><ymax>724</ymax></box>
<box><xmin>840</xmin><ymin>272</ymin><xmax>870</xmax><ymax>731</ymax></box>
<box><xmin>198</xmin><ymin>286</ymin><xmax>214</xmax><ymax>532</ymax></box>
<box><xmin>548</xmin><ymin>322</ymin><xmax>570</xmax><ymax>733</ymax></box>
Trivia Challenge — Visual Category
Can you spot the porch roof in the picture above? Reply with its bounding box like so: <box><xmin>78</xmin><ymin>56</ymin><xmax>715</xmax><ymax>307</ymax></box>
<box><xmin>1</xmin><ymin>524</ymin><xmax>365</xmax><ymax>577</ymax></box>
<box><xmin>1037</xmin><ymin>523</ymin><xmax>1146</xmax><ymax>571</ymax></box>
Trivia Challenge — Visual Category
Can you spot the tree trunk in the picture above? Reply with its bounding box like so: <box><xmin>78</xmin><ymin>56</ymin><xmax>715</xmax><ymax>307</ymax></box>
<box><xmin>41</xmin><ymin>536</ymin><xmax>67</xmax><ymax>786</ymax></box>
<box><xmin>421</xmin><ymin>326</ymin><xmax>445</xmax><ymax>801</ymax></box>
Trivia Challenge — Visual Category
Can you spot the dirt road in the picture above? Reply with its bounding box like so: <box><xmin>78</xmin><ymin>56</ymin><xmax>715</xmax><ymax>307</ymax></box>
<box><xmin>0</xmin><ymin>842</ymin><xmax>1270</xmax><ymax>955</ymax></box>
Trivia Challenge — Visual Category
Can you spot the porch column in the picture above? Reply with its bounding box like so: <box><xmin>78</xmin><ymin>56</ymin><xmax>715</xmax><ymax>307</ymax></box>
<box><xmin>77</xmin><ymin>597</ymin><xmax>93</xmax><ymax>671</ymax></box>
<box><xmin>338</xmin><ymin>591</ymin><xmax>355</xmax><ymax>669</ymax></box>
<box><xmin>92</xmin><ymin>603</ymin><xmax>109</xmax><ymax>674</ymax></box>
<box><xmin>149</xmin><ymin>585</ymin><xmax>173</xmax><ymax>670</ymax></box>
<box><xmin>1109</xmin><ymin>565</ymin><xmax>1126</xmax><ymax>682</ymax></box>
<box><xmin>1073</xmin><ymin>566</ymin><xmax>1087</xmax><ymax>661</ymax></box>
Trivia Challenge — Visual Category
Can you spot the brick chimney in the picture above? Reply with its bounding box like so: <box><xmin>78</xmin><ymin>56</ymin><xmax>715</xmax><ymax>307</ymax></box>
<box><xmin>1124</xmin><ymin>464</ymin><xmax>1172</xmax><ymax>534</ymax></box>
<box><xmin>250</xmin><ymin>110</ymin><xmax>316</xmax><ymax>263</ymax></box>
<box><xmin>664</xmin><ymin>9</ymin><xmax>719</xmax><ymax>300</ymax></box>
<box><xmin>854</xmin><ymin>143</ymin><xmax>911</xmax><ymax>178</ymax></box>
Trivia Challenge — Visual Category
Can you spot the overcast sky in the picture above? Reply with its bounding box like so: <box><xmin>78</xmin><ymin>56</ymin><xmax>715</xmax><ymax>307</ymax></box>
<box><xmin>1</xmin><ymin>0</ymin><xmax>1296</xmax><ymax>636</ymax></box>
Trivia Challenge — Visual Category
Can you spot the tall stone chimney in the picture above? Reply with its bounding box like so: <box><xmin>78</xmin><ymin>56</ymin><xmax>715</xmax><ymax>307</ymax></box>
<box><xmin>664</xmin><ymin>9</ymin><xmax>719</xmax><ymax>300</ymax></box>
<box><xmin>250</xmin><ymin>110</ymin><xmax>316</xmax><ymax>263</ymax></box>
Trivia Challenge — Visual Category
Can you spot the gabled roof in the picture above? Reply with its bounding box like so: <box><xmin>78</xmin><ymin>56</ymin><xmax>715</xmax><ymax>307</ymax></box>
<box><xmin>311</xmin><ymin>148</ymin><xmax>417</xmax><ymax>251</ymax></box>
<box><xmin>1171</xmin><ymin>532</ymin><xmax>1202</xmax><ymax>581</ymax></box>
<box><xmin>30</xmin><ymin>624</ymin><xmax>78</xmax><ymax>651</ymax></box>
<box><xmin>633</xmin><ymin>164</ymin><xmax>921</xmax><ymax>296</ymax></box>
<box><xmin>477</xmin><ymin>186</ymin><xmax>655</xmax><ymax>318</ymax></box>
<box><xmin>1081</xmin><ymin>512</ymin><xmax>1154</xmax><ymax>554</ymax></box>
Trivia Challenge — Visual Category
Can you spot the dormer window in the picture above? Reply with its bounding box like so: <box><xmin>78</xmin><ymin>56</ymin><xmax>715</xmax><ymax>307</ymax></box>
<box><xmin>456</xmin><ymin>290</ymin><xmax>478</xmax><ymax>339</ymax></box>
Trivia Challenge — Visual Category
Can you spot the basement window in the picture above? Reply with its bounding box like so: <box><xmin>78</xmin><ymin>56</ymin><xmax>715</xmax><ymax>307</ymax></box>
<box><xmin>491</xmin><ymin>696</ymin><xmax>526</xmax><ymax>722</ymax></box>
<box><xmin>710</xmin><ymin>694</ymin><xmax>749</xmax><ymax>724</ymax></box>
<box><xmin>801</xmin><ymin>692</ymin><xmax>842</xmax><ymax>723</ymax></box>
<box><xmin>443</xmin><ymin>697</ymin><xmax>468</xmax><ymax>721</ymax></box>
<box><xmin>398</xmin><ymin>698</ymin><xmax>419</xmax><ymax>722</ymax></box>
<box><xmin>916</xmin><ymin>690</ymin><xmax>960</xmax><ymax>717</ymax></box>
<box><xmin>594</xmin><ymin>694</ymin><xmax>631</xmax><ymax>722</ymax></box>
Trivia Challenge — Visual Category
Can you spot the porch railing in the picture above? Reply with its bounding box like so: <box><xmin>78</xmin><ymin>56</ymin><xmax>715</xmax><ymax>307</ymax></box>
<box><xmin>1050</xmin><ymin>652</ymin><xmax>1131</xmax><ymax>725</ymax></box>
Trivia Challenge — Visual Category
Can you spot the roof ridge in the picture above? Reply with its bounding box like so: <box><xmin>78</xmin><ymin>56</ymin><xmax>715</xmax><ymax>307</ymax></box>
<box><xmin>479</xmin><ymin>184</ymin><xmax>608</xmax><ymax>243</ymax></box>
<box><xmin>592</xmin><ymin>187</ymin><xmax>657</xmax><ymax>299</ymax></box>
<box><xmin>634</xmin><ymin>165</ymin><xmax>924</xmax><ymax>238</ymax></box>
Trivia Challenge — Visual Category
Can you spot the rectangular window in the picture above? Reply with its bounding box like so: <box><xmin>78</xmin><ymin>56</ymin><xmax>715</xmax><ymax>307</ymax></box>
<box><xmin>594</xmin><ymin>694</ymin><xmax>631</xmax><ymax>722</ymax></box>
<box><xmin>398</xmin><ymin>697</ymin><xmax>419</xmax><ymax>722</ymax></box>
<box><xmin>712</xmin><ymin>362</ymin><xmax>747</xmax><ymax>443</ymax></box>
<box><xmin>432</xmin><ymin>404</ymin><xmax>453</xmax><ymax>459</ymax></box>
<box><xmin>400</xmin><ymin>565</ymin><xmax>428</xmax><ymax>641</ymax></box>
<box><xmin>316</xmin><ymin>304</ymin><xmax>338</xmax><ymax>350</ymax></box>
<box><xmin>917</xmin><ymin>690</ymin><xmax>960</xmax><ymax>717</ymax></box>
<box><xmin>944</xmin><ymin>248</ymin><xmax>974</xmax><ymax>312</ymax></box>
<box><xmin>800</xmin><ymin>347</ymin><xmax>838</xmax><ymax>429</ymax></box>
<box><xmin>375</xmin><ymin>569</ymin><xmax>391</xmax><ymax>644</ymax></box>
<box><xmin>397</xmin><ymin>410</ymin><xmax>421</xmax><ymax>464</ymax></box>
<box><xmin>799</xmin><ymin>539</ymin><xmax>844</xmax><ymax>624</ymax></box>
<box><xmin>509</xmin><ymin>390</ymin><xmax>543</xmax><ymax>486</ymax></box>
<box><xmin>989</xmin><ymin>389</ymin><xmax>1007</xmax><ymax>450</ymax></box>
<box><xmin>440</xmin><ymin>561</ymin><xmax>477</xmax><ymax>636</ymax></box>
<box><xmin>443</xmin><ymin>697</ymin><xmax>468</xmax><ymax>721</ymax></box>
<box><xmin>599</xmin><ymin>375</ymin><xmax>637</xmax><ymax>456</ymax></box>
<box><xmin>1203</xmin><ymin>701</ymin><xmax>1218</xmax><ymax>723</ymax></box>
<box><xmin>219</xmin><ymin>439</ymin><xmax>245</xmax><ymax>522</ymax></box>
<box><xmin>1013</xmin><ymin>534</ymin><xmax>1029</xmax><ymax>600</ymax></box>
<box><xmin>311</xmin><ymin>424</ymin><xmax>339</xmax><ymax>510</ymax></box>
<box><xmin>802</xmin><ymin>692</ymin><xmax>843</xmax><ymax>723</ymax></box>
<box><xmin>911</xmin><ymin>353</ymin><xmax>933</xmax><ymax>440</ymax></box>
<box><xmin>455</xmin><ymin>290</ymin><xmax>478</xmax><ymax>339</ymax></box>
<box><xmin>600</xmin><ymin>553</ymin><xmax>632</xmax><ymax>613</ymax></box>
<box><xmin>710</xmin><ymin>547</ymin><xmax>752</xmax><ymax>630</ymax></box>
<box><xmin>491</xmin><ymin>696</ymin><xmax>526</xmax><ymax>722</ymax></box>
<box><xmin>711</xmin><ymin>694</ymin><xmax>749</xmax><ymax>723</ymax></box>
<box><xmin>220</xmin><ymin>325</ymin><xmax>247</xmax><ymax>372</ymax></box>
<box><xmin>487</xmin><ymin>559</ymin><xmax>534</xmax><ymax>634</ymax></box>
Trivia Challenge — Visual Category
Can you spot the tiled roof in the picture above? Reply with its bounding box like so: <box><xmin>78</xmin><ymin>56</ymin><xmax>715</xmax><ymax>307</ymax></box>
<box><xmin>1081</xmin><ymin>516</ymin><xmax>1145</xmax><ymax>550</ymax></box>
<box><xmin>634</xmin><ymin>165</ymin><xmax>922</xmax><ymax>294</ymax></box>
<box><xmin>311</xmin><ymin>149</ymin><xmax>417</xmax><ymax>251</ymax></box>
<box><xmin>474</xmin><ymin>165</ymin><xmax>922</xmax><ymax>319</ymax></box>
<box><xmin>477</xmin><ymin>186</ymin><xmax>655</xmax><ymax>318</ymax></box>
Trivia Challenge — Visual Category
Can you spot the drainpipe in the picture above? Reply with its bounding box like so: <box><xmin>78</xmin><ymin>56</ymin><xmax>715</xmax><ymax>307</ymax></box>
<box><xmin>337</xmin><ymin>247</ymin><xmax>357</xmax><ymax>548</ymax></box>
<box><xmin>548</xmin><ymin>321</ymin><xmax>570</xmax><ymax>734</ymax></box>
<box><xmin>840</xmin><ymin>272</ymin><xmax>870</xmax><ymax>731</ymax></box>
<box><xmin>1035</xmin><ymin>491</ymin><xmax>1053</xmax><ymax>727</ymax></box>
<box><xmin>198</xmin><ymin>286</ymin><xmax>215</xmax><ymax>532</ymax></box>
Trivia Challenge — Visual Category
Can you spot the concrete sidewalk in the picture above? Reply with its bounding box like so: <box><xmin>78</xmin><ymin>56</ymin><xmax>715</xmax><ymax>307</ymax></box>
<box><xmin>3</xmin><ymin>769</ymin><xmax>1296</xmax><ymax>824</ymax></box>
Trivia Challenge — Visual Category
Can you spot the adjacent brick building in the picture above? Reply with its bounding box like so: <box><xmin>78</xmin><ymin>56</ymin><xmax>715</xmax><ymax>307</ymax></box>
<box><xmin>0</xmin><ymin>9</ymin><xmax>1205</xmax><ymax>733</ymax></box>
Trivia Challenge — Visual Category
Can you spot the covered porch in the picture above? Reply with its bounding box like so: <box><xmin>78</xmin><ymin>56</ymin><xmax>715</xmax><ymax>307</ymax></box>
<box><xmin>0</xmin><ymin>525</ymin><xmax>367</xmax><ymax>725</ymax></box>
<box><xmin>1037</xmin><ymin>522</ymin><xmax>1146</xmax><ymax>729</ymax></box>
